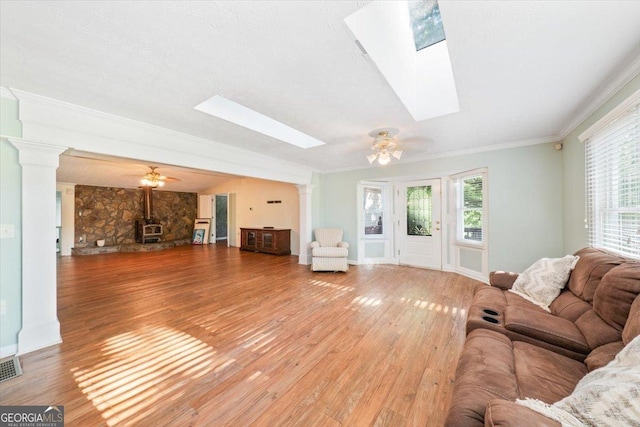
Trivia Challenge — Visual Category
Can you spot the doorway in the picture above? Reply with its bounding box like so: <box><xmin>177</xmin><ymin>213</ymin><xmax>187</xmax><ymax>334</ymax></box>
<box><xmin>200</xmin><ymin>193</ymin><xmax>234</xmax><ymax>246</ymax></box>
<box><xmin>396</xmin><ymin>179</ymin><xmax>442</xmax><ymax>270</ymax></box>
<box><xmin>214</xmin><ymin>194</ymin><xmax>228</xmax><ymax>245</ymax></box>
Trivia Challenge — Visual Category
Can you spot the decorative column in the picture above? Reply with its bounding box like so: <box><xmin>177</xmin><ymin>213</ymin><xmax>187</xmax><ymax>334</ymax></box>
<box><xmin>10</xmin><ymin>139</ymin><xmax>68</xmax><ymax>355</ymax></box>
<box><xmin>295</xmin><ymin>184</ymin><xmax>315</xmax><ymax>265</ymax></box>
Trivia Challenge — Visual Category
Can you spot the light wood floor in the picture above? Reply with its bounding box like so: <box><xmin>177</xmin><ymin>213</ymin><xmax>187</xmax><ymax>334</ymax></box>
<box><xmin>0</xmin><ymin>244</ymin><xmax>479</xmax><ymax>426</ymax></box>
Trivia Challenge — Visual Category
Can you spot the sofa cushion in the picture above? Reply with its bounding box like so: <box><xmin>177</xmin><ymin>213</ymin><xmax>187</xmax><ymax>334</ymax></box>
<box><xmin>593</xmin><ymin>263</ymin><xmax>640</xmax><ymax>332</ymax></box>
<box><xmin>513</xmin><ymin>341</ymin><xmax>587</xmax><ymax>403</ymax></box>
<box><xmin>485</xmin><ymin>399</ymin><xmax>561</xmax><ymax>427</ymax></box>
<box><xmin>584</xmin><ymin>341</ymin><xmax>625</xmax><ymax>371</ymax></box>
<box><xmin>549</xmin><ymin>290</ymin><xmax>592</xmax><ymax>321</ymax></box>
<box><xmin>311</xmin><ymin>246</ymin><xmax>348</xmax><ymax>258</ymax></box>
<box><xmin>575</xmin><ymin>309</ymin><xmax>621</xmax><ymax>349</ymax></box>
<box><xmin>519</xmin><ymin>334</ymin><xmax>640</xmax><ymax>426</ymax></box>
<box><xmin>445</xmin><ymin>329</ymin><xmax>519</xmax><ymax>427</ymax></box>
<box><xmin>509</xmin><ymin>255</ymin><xmax>579</xmax><ymax>311</ymax></box>
<box><xmin>555</xmin><ymin>334</ymin><xmax>640</xmax><ymax>426</ymax></box>
<box><xmin>312</xmin><ymin>228</ymin><xmax>344</xmax><ymax>247</ymax></box>
<box><xmin>623</xmin><ymin>295</ymin><xmax>640</xmax><ymax>345</ymax></box>
<box><xmin>566</xmin><ymin>248</ymin><xmax>624</xmax><ymax>303</ymax></box>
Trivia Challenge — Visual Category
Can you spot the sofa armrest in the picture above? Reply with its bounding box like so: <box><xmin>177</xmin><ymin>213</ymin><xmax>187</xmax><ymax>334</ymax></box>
<box><xmin>505</xmin><ymin>306</ymin><xmax>590</xmax><ymax>354</ymax></box>
<box><xmin>338</xmin><ymin>242</ymin><xmax>349</xmax><ymax>249</ymax></box>
<box><xmin>485</xmin><ymin>399</ymin><xmax>560</xmax><ymax>427</ymax></box>
<box><xmin>489</xmin><ymin>271</ymin><xmax>519</xmax><ymax>290</ymax></box>
<box><xmin>310</xmin><ymin>241</ymin><xmax>320</xmax><ymax>249</ymax></box>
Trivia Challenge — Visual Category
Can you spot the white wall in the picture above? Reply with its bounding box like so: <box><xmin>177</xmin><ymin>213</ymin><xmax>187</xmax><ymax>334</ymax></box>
<box><xmin>202</xmin><ymin>177</ymin><xmax>301</xmax><ymax>255</ymax></box>
<box><xmin>0</xmin><ymin>94</ymin><xmax>23</xmax><ymax>356</ymax></box>
<box><xmin>317</xmin><ymin>142</ymin><xmax>565</xmax><ymax>273</ymax></box>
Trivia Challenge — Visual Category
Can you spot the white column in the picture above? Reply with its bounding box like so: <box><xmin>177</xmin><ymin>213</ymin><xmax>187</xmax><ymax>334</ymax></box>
<box><xmin>295</xmin><ymin>184</ymin><xmax>315</xmax><ymax>265</ymax></box>
<box><xmin>10</xmin><ymin>139</ymin><xmax>68</xmax><ymax>355</ymax></box>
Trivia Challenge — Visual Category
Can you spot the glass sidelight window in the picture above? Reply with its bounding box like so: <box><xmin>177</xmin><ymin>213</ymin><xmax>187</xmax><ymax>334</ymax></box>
<box><xmin>363</xmin><ymin>186</ymin><xmax>384</xmax><ymax>235</ymax></box>
<box><xmin>454</xmin><ymin>172</ymin><xmax>485</xmax><ymax>245</ymax></box>
<box><xmin>461</xmin><ymin>176</ymin><xmax>483</xmax><ymax>242</ymax></box>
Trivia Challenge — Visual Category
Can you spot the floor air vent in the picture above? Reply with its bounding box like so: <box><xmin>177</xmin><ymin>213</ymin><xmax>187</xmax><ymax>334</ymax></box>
<box><xmin>0</xmin><ymin>356</ymin><xmax>22</xmax><ymax>383</ymax></box>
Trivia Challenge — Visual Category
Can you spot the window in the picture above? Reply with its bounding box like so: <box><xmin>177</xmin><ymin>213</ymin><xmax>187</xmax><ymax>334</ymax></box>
<box><xmin>584</xmin><ymin>99</ymin><xmax>639</xmax><ymax>258</ymax></box>
<box><xmin>363</xmin><ymin>186</ymin><xmax>384</xmax><ymax>235</ymax></box>
<box><xmin>406</xmin><ymin>185</ymin><xmax>432</xmax><ymax>236</ymax></box>
<box><xmin>455</xmin><ymin>172</ymin><xmax>486</xmax><ymax>244</ymax></box>
<box><xmin>407</xmin><ymin>0</ymin><xmax>446</xmax><ymax>51</ymax></box>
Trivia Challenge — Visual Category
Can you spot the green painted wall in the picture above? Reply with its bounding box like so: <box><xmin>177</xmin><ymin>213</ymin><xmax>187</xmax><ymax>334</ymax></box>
<box><xmin>0</xmin><ymin>95</ymin><xmax>23</xmax><ymax>353</ymax></box>
<box><xmin>317</xmin><ymin>142</ymin><xmax>564</xmax><ymax>272</ymax></box>
<box><xmin>562</xmin><ymin>74</ymin><xmax>640</xmax><ymax>254</ymax></box>
<box><xmin>1</xmin><ymin>97</ymin><xmax>23</xmax><ymax>137</ymax></box>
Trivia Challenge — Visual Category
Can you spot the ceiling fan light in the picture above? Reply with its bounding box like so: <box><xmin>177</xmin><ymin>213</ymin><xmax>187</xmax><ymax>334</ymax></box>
<box><xmin>378</xmin><ymin>152</ymin><xmax>391</xmax><ymax>165</ymax></box>
<box><xmin>141</xmin><ymin>178</ymin><xmax>162</xmax><ymax>187</ymax></box>
<box><xmin>365</xmin><ymin>130</ymin><xmax>403</xmax><ymax>165</ymax></box>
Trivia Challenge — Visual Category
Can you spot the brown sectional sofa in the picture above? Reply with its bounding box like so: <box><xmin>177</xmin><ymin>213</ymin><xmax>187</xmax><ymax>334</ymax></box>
<box><xmin>467</xmin><ymin>248</ymin><xmax>631</xmax><ymax>361</ymax></box>
<box><xmin>445</xmin><ymin>248</ymin><xmax>640</xmax><ymax>426</ymax></box>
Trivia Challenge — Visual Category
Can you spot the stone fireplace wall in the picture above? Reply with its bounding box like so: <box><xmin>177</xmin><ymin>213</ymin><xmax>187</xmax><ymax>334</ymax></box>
<box><xmin>75</xmin><ymin>185</ymin><xmax>197</xmax><ymax>247</ymax></box>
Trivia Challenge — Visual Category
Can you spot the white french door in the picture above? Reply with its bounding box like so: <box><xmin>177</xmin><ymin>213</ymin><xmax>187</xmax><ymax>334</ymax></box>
<box><xmin>396</xmin><ymin>179</ymin><xmax>442</xmax><ymax>269</ymax></box>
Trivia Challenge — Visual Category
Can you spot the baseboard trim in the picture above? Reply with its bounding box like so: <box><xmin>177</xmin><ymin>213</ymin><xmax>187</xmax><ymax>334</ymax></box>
<box><xmin>17</xmin><ymin>321</ymin><xmax>62</xmax><ymax>355</ymax></box>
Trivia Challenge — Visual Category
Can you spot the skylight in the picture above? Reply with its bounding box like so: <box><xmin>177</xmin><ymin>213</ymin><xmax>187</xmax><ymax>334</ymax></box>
<box><xmin>344</xmin><ymin>0</ymin><xmax>459</xmax><ymax>121</ymax></box>
<box><xmin>408</xmin><ymin>0</ymin><xmax>446</xmax><ymax>51</ymax></box>
<box><xmin>194</xmin><ymin>95</ymin><xmax>325</xmax><ymax>149</ymax></box>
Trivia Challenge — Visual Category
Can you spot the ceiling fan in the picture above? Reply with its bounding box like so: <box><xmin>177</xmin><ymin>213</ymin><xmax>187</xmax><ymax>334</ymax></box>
<box><xmin>367</xmin><ymin>130</ymin><xmax>403</xmax><ymax>165</ymax></box>
<box><xmin>140</xmin><ymin>166</ymin><xmax>180</xmax><ymax>187</ymax></box>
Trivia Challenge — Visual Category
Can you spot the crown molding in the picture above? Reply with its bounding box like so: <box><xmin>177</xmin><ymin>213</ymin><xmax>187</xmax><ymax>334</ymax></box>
<box><xmin>321</xmin><ymin>135</ymin><xmax>559</xmax><ymax>174</ymax></box>
<box><xmin>578</xmin><ymin>87</ymin><xmax>640</xmax><ymax>143</ymax></box>
<box><xmin>406</xmin><ymin>136</ymin><xmax>559</xmax><ymax>163</ymax></box>
<box><xmin>0</xmin><ymin>86</ymin><xmax>17</xmax><ymax>100</ymax></box>
<box><xmin>9</xmin><ymin>89</ymin><xmax>314</xmax><ymax>185</ymax></box>
<box><xmin>558</xmin><ymin>54</ymin><xmax>640</xmax><ymax>140</ymax></box>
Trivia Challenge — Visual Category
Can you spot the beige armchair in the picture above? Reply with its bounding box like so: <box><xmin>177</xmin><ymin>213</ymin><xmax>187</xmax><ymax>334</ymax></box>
<box><xmin>310</xmin><ymin>228</ymin><xmax>349</xmax><ymax>272</ymax></box>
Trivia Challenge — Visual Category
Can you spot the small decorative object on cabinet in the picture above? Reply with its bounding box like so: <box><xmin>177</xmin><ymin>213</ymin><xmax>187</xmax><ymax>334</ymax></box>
<box><xmin>240</xmin><ymin>228</ymin><xmax>291</xmax><ymax>255</ymax></box>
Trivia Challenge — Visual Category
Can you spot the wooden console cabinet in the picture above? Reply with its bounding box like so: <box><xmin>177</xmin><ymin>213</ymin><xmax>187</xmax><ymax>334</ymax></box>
<box><xmin>240</xmin><ymin>228</ymin><xmax>291</xmax><ymax>256</ymax></box>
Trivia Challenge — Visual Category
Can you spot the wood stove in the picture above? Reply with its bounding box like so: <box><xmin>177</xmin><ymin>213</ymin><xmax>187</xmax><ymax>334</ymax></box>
<box><xmin>136</xmin><ymin>220</ymin><xmax>163</xmax><ymax>243</ymax></box>
<box><xmin>135</xmin><ymin>186</ymin><xmax>163</xmax><ymax>243</ymax></box>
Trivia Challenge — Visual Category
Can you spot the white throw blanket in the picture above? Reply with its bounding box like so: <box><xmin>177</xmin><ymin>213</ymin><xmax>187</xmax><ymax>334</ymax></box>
<box><xmin>517</xmin><ymin>334</ymin><xmax>640</xmax><ymax>426</ymax></box>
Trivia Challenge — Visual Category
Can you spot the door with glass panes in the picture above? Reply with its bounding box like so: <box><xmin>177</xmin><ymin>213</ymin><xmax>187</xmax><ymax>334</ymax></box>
<box><xmin>397</xmin><ymin>179</ymin><xmax>442</xmax><ymax>269</ymax></box>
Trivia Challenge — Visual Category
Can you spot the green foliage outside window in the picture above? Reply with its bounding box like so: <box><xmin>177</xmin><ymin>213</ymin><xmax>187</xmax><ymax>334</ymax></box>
<box><xmin>463</xmin><ymin>176</ymin><xmax>483</xmax><ymax>241</ymax></box>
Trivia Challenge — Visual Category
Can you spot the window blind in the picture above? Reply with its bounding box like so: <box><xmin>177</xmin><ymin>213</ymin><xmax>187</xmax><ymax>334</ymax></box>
<box><xmin>585</xmin><ymin>102</ymin><xmax>639</xmax><ymax>258</ymax></box>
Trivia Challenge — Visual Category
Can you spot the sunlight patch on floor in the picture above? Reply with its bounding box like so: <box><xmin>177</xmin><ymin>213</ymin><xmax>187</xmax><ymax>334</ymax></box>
<box><xmin>241</xmin><ymin>330</ymin><xmax>276</xmax><ymax>351</ymax></box>
<box><xmin>350</xmin><ymin>295</ymin><xmax>383</xmax><ymax>307</ymax></box>
<box><xmin>71</xmin><ymin>326</ymin><xmax>235</xmax><ymax>426</ymax></box>
<box><xmin>307</xmin><ymin>279</ymin><xmax>355</xmax><ymax>293</ymax></box>
<box><xmin>399</xmin><ymin>297</ymin><xmax>466</xmax><ymax>317</ymax></box>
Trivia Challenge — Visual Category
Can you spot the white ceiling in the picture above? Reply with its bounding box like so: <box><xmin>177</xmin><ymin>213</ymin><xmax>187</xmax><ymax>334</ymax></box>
<box><xmin>57</xmin><ymin>152</ymin><xmax>238</xmax><ymax>193</ymax></box>
<box><xmin>2</xmin><ymin>1</ymin><xmax>640</xmax><ymax>192</ymax></box>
